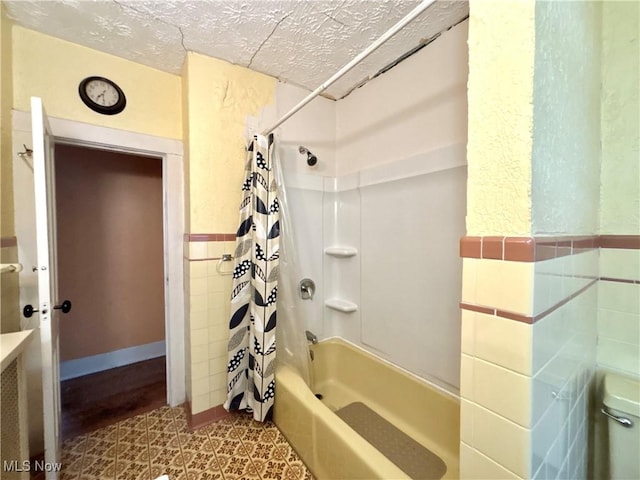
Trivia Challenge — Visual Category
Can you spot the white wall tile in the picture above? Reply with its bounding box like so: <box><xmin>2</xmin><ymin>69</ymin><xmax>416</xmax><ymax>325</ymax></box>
<box><xmin>191</xmin><ymin>327</ymin><xmax>209</xmax><ymax>346</ymax></box>
<box><xmin>209</xmin><ymin>372</ymin><xmax>226</xmax><ymax>393</ymax></box>
<box><xmin>531</xmin><ymin>393</ymin><xmax>571</xmax><ymax>475</ymax></box>
<box><xmin>190</xmin><ymin>293</ymin><xmax>207</xmax><ymax>313</ymax></box>
<box><xmin>460</xmin><ymin>400</ymin><xmax>474</xmax><ymax>444</ymax></box>
<box><xmin>597</xmin><ymin>337</ymin><xmax>640</xmax><ymax>376</ymax></box>
<box><xmin>189</xmin><ymin>242</ymin><xmax>207</xmax><ymax>260</ymax></box>
<box><xmin>191</xmin><ymin>360</ymin><xmax>209</xmax><ymax>381</ymax></box>
<box><xmin>532</xmin><ymin>308</ymin><xmax>565</xmax><ymax>375</ymax></box>
<box><xmin>192</xmin><ymin>376</ymin><xmax>210</xmax><ymax>396</ymax></box>
<box><xmin>191</xmin><ymin>344</ymin><xmax>209</xmax><ymax>364</ymax></box>
<box><xmin>210</xmin><ymin>388</ymin><xmax>226</xmax><ymax>407</ymax></box>
<box><xmin>600</xmin><ymin>248</ymin><xmax>640</xmax><ymax>281</ymax></box>
<box><xmin>191</xmin><ymin>393</ymin><xmax>210</xmax><ymax>414</ymax></box>
<box><xmin>597</xmin><ymin>279</ymin><xmax>639</xmax><ymax>376</ymax></box>
<box><xmin>190</xmin><ymin>261</ymin><xmax>208</xmax><ymax>279</ymax></box>
<box><xmin>190</xmin><ymin>309</ymin><xmax>208</xmax><ymax>330</ymax></box>
<box><xmin>475</xmin><ymin>259</ymin><xmax>534</xmax><ymax>315</ymax></box>
<box><xmin>473</xmin><ymin>404</ymin><xmax>531</xmax><ymax>478</ymax></box>
<box><xmin>460</xmin><ymin>244</ymin><xmax>599</xmax><ymax>480</ymax></box>
<box><xmin>207</xmin><ymin>241</ymin><xmax>225</xmax><ymax>259</ymax></box>
<box><xmin>532</xmin><ymin>369</ymin><xmax>558</xmax><ymax>428</ymax></box>
<box><xmin>598</xmin><ymin>309</ymin><xmax>640</xmax><ymax>342</ymax></box>
<box><xmin>461</xmin><ymin>309</ymin><xmax>475</xmax><ymax>355</ymax></box>
<box><xmin>474</xmin><ymin>312</ymin><xmax>532</xmax><ymax>375</ymax></box>
<box><xmin>460</xmin><ymin>354</ymin><xmax>474</xmax><ymax>399</ymax></box>
<box><xmin>190</xmin><ymin>277</ymin><xmax>208</xmax><ymax>296</ymax></box>
<box><xmin>207</xmin><ymin>325</ymin><xmax>227</xmax><ymax>343</ymax></box>
<box><xmin>473</xmin><ymin>358</ymin><xmax>531</xmax><ymax>427</ymax></box>
<box><xmin>462</xmin><ymin>258</ymin><xmax>478</xmax><ymax>305</ymax></box>
<box><xmin>533</xmin><ymin>261</ymin><xmax>553</xmax><ymax>316</ymax></box>
<box><xmin>545</xmin><ymin>422</ymin><xmax>570</xmax><ymax>477</ymax></box>
<box><xmin>460</xmin><ymin>442</ymin><xmax>523</xmax><ymax>480</ymax></box>
<box><xmin>209</xmin><ymin>356</ymin><xmax>227</xmax><ymax>376</ymax></box>
<box><xmin>531</xmin><ymin>284</ymin><xmax>594</xmax><ymax>480</ymax></box>
<box><xmin>500</xmin><ymin>261</ymin><xmax>535</xmax><ymax>314</ymax></box>
<box><xmin>208</xmin><ymin>268</ymin><xmax>230</xmax><ymax>292</ymax></box>
<box><xmin>208</xmin><ymin>326</ymin><xmax>226</xmax><ymax>343</ymax></box>
<box><xmin>532</xmin><ymin>252</ymin><xmax>595</xmax><ymax>317</ymax></box>
<box><xmin>208</xmin><ymin>291</ymin><xmax>227</xmax><ymax>314</ymax></box>
<box><xmin>572</xmin><ymin>249</ymin><xmax>599</xmax><ymax>282</ymax></box>
<box><xmin>598</xmin><ymin>281</ymin><xmax>640</xmax><ymax>314</ymax></box>
<box><xmin>209</xmin><ymin>339</ymin><xmax>227</xmax><ymax>359</ymax></box>
<box><xmin>557</xmin><ymin>255</ymin><xmax>575</xmax><ymax>303</ymax></box>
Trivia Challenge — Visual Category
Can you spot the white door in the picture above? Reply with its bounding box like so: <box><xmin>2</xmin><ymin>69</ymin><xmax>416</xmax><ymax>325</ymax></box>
<box><xmin>31</xmin><ymin>97</ymin><xmax>63</xmax><ymax>477</ymax></box>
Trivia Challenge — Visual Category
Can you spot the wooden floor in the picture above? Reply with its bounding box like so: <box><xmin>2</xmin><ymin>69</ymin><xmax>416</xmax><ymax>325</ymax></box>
<box><xmin>60</xmin><ymin>356</ymin><xmax>167</xmax><ymax>441</ymax></box>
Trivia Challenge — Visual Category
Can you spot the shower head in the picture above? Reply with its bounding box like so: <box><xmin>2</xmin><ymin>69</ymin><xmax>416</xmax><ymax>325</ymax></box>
<box><xmin>299</xmin><ymin>146</ymin><xmax>318</xmax><ymax>167</ymax></box>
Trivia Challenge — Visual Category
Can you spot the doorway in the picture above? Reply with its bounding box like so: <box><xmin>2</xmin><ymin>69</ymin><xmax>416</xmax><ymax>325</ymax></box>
<box><xmin>54</xmin><ymin>144</ymin><xmax>166</xmax><ymax>438</ymax></box>
<box><xmin>13</xmin><ymin>109</ymin><xmax>185</xmax><ymax>456</ymax></box>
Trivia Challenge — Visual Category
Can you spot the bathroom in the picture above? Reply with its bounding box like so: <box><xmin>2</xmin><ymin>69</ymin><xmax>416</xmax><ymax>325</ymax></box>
<box><xmin>1</xmin><ymin>1</ymin><xmax>638</xmax><ymax>479</ymax></box>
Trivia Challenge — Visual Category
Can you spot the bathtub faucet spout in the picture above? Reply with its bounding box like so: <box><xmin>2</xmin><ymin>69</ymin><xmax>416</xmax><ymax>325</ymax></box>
<box><xmin>305</xmin><ymin>330</ymin><xmax>318</xmax><ymax>344</ymax></box>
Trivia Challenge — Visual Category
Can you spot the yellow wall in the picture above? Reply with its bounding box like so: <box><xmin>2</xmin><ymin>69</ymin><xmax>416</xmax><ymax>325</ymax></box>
<box><xmin>181</xmin><ymin>52</ymin><xmax>275</xmax><ymax>414</ymax></box>
<box><xmin>465</xmin><ymin>0</ymin><xmax>535</xmax><ymax>236</ymax></box>
<box><xmin>597</xmin><ymin>0</ymin><xmax>639</xmax><ymax>416</ymax></box>
<box><xmin>182</xmin><ymin>52</ymin><xmax>275</xmax><ymax>233</ymax></box>
<box><xmin>1</xmin><ymin>4</ymin><xmax>14</xmax><ymax>237</ymax></box>
<box><xmin>600</xmin><ymin>1</ymin><xmax>639</xmax><ymax>235</ymax></box>
<box><xmin>181</xmin><ymin>56</ymin><xmax>192</xmax><ymax>229</ymax></box>
<box><xmin>462</xmin><ymin>2</ymin><xmax>605</xmax><ymax>478</ymax></box>
<box><xmin>531</xmin><ymin>0</ymin><xmax>602</xmax><ymax>235</ymax></box>
<box><xmin>12</xmin><ymin>26</ymin><xmax>182</xmax><ymax>140</ymax></box>
<box><xmin>1</xmin><ymin>3</ymin><xmax>20</xmax><ymax>334</ymax></box>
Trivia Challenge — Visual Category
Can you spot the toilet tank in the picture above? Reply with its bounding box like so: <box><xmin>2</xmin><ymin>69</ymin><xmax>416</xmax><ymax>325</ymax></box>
<box><xmin>603</xmin><ymin>373</ymin><xmax>640</xmax><ymax>480</ymax></box>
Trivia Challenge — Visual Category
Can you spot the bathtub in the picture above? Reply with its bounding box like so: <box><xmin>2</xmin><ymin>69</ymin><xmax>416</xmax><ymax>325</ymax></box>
<box><xmin>274</xmin><ymin>338</ymin><xmax>460</xmax><ymax>479</ymax></box>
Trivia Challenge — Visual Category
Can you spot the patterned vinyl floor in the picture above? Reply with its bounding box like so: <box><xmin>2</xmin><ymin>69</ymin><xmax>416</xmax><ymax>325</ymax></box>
<box><xmin>60</xmin><ymin>405</ymin><xmax>313</xmax><ymax>480</ymax></box>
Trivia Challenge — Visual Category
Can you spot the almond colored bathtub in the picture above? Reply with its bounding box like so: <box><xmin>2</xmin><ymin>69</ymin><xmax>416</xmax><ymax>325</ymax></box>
<box><xmin>274</xmin><ymin>338</ymin><xmax>460</xmax><ymax>479</ymax></box>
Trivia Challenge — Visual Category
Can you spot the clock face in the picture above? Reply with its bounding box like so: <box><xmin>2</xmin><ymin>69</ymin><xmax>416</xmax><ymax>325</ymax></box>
<box><xmin>78</xmin><ymin>76</ymin><xmax>126</xmax><ymax>115</ymax></box>
<box><xmin>85</xmin><ymin>79</ymin><xmax>119</xmax><ymax>107</ymax></box>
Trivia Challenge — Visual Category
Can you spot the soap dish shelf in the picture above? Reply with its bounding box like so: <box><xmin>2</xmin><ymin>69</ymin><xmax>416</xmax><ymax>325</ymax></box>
<box><xmin>325</xmin><ymin>298</ymin><xmax>358</xmax><ymax>313</ymax></box>
<box><xmin>324</xmin><ymin>246</ymin><xmax>358</xmax><ymax>258</ymax></box>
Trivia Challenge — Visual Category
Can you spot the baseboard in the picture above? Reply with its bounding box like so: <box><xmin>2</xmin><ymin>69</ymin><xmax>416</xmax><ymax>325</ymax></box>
<box><xmin>60</xmin><ymin>341</ymin><xmax>166</xmax><ymax>381</ymax></box>
<box><xmin>185</xmin><ymin>401</ymin><xmax>231</xmax><ymax>431</ymax></box>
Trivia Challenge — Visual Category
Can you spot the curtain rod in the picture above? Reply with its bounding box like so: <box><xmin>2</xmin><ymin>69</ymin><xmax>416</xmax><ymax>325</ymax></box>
<box><xmin>262</xmin><ymin>0</ymin><xmax>437</xmax><ymax>136</ymax></box>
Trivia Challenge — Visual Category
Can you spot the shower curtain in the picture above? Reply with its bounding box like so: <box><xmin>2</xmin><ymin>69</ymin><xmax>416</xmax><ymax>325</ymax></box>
<box><xmin>224</xmin><ymin>134</ymin><xmax>280</xmax><ymax>422</ymax></box>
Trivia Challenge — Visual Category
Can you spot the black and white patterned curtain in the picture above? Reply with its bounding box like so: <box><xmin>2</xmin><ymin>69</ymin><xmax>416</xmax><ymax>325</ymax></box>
<box><xmin>224</xmin><ymin>134</ymin><xmax>279</xmax><ymax>422</ymax></box>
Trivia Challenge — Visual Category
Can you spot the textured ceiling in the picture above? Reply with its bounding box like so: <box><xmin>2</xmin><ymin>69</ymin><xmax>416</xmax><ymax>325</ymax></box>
<box><xmin>4</xmin><ymin>0</ymin><xmax>468</xmax><ymax>99</ymax></box>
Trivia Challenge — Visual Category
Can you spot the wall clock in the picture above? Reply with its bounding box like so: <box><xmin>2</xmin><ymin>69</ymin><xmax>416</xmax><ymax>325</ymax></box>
<box><xmin>78</xmin><ymin>76</ymin><xmax>126</xmax><ymax>115</ymax></box>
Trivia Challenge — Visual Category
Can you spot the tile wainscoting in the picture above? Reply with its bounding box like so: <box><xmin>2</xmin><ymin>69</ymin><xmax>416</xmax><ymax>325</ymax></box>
<box><xmin>184</xmin><ymin>233</ymin><xmax>237</xmax><ymax>428</ymax></box>
<box><xmin>1</xmin><ymin>236</ymin><xmax>21</xmax><ymax>333</ymax></box>
<box><xmin>597</xmin><ymin>242</ymin><xmax>640</xmax><ymax>377</ymax></box>
<box><xmin>459</xmin><ymin>234</ymin><xmax>639</xmax><ymax>479</ymax></box>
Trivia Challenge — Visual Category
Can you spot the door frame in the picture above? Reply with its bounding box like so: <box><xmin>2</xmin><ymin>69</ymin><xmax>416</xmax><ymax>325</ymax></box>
<box><xmin>13</xmin><ymin>110</ymin><xmax>186</xmax><ymax>407</ymax></box>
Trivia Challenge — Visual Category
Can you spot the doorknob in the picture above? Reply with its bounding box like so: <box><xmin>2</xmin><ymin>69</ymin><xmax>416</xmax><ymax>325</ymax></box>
<box><xmin>23</xmin><ymin>300</ymin><xmax>72</xmax><ymax>318</ymax></box>
<box><xmin>54</xmin><ymin>300</ymin><xmax>72</xmax><ymax>314</ymax></box>
<box><xmin>22</xmin><ymin>304</ymin><xmax>39</xmax><ymax>318</ymax></box>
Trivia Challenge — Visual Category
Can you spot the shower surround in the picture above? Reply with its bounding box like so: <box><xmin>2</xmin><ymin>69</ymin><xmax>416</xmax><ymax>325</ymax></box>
<box><xmin>182</xmin><ymin>16</ymin><xmax>469</xmax><ymax>457</ymax></box>
<box><xmin>278</xmin><ymin>19</ymin><xmax>469</xmax><ymax>396</ymax></box>
<box><xmin>270</xmin><ymin>20</ymin><xmax>468</xmax><ymax>478</ymax></box>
